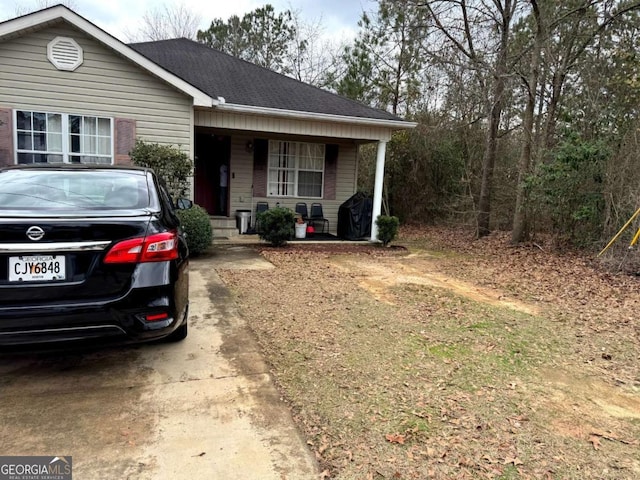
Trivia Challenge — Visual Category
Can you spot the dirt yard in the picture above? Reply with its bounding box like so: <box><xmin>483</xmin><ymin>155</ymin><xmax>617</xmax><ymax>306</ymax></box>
<box><xmin>217</xmin><ymin>227</ymin><xmax>640</xmax><ymax>479</ymax></box>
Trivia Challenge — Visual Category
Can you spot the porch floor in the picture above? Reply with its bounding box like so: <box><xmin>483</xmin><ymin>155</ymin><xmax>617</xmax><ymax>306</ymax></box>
<box><xmin>210</xmin><ymin>215</ymin><xmax>372</xmax><ymax>245</ymax></box>
<box><xmin>212</xmin><ymin>232</ymin><xmax>371</xmax><ymax>246</ymax></box>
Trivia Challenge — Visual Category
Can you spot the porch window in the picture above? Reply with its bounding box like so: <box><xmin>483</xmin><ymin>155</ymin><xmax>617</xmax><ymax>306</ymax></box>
<box><xmin>267</xmin><ymin>141</ymin><xmax>325</xmax><ymax>198</ymax></box>
<box><xmin>15</xmin><ymin>110</ymin><xmax>113</xmax><ymax>164</ymax></box>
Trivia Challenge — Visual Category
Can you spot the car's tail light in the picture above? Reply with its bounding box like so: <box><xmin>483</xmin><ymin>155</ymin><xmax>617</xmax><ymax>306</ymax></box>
<box><xmin>104</xmin><ymin>231</ymin><xmax>178</xmax><ymax>264</ymax></box>
<box><xmin>145</xmin><ymin>312</ymin><xmax>169</xmax><ymax>322</ymax></box>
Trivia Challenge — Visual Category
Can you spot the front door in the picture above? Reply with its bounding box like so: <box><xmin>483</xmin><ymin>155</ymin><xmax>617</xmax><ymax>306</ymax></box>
<box><xmin>195</xmin><ymin>133</ymin><xmax>230</xmax><ymax>216</ymax></box>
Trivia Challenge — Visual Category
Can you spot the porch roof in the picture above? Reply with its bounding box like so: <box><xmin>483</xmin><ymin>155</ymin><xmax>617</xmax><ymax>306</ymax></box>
<box><xmin>130</xmin><ymin>39</ymin><xmax>413</xmax><ymax>128</ymax></box>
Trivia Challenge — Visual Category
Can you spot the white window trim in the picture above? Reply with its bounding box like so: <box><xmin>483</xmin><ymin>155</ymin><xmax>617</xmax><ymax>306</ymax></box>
<box><xmin>13</xmin><ymin>109</ymin><xmax>114</xmax><ymax>165</ymax></box>
<box><xmin>68</xmin><ymin>114</ymin><xmax>114</xmax><ymax>164</ymax></box>
<box><xmin>267</xmin><ymin>140</ymin><xmax>325</xmax><ymax>199</ymax></box>
<box><xmin>13</xmin><ymin>111</ymin><xmax>64</xmax><ymax>162</ymax></box>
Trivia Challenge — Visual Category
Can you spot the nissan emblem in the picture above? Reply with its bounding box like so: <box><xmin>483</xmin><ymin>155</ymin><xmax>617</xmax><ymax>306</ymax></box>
<box><xmin>26</xmin><ymin>226</ymin><xmax>45</xmax><ymax>241</ymax></box>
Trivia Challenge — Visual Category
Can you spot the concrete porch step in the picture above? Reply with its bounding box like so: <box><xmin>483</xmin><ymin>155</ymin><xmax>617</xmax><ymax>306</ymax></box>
<box><xmin>210</xmin><ymin>216</ymin><xmax>240</xmax><ymax>239</ymax></box>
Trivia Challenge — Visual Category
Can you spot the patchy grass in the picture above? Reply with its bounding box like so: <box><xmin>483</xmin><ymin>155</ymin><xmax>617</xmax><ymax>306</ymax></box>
<box><xmin>218</xmin><ymin>227</ymin><xmax>640</xmax><ymax>479</ymax></box>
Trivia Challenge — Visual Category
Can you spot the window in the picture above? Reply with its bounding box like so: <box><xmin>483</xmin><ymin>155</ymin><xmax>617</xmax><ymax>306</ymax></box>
<box><xmin>69</xmin><ymin>115</ymin><xmax>112</xmax><ymax>164</ymax></box>
<box><xmin>0</xmin><ymin>169</ymin><xmax>148</xmax><ymax>211</ymax></box>
<box><xmin>268</xmin><ymin>141</ymin><xmax>324</xmax><ymax>198</ymax></box>
<box><xmin>15</xmin><ymin>110</ymin><xmax>113</xmax><ymax>165</ymax></box>
<box><xmin>16</xmin><ymin>111</ymin><xmax>63</xmax><ymax>164</ymax></box>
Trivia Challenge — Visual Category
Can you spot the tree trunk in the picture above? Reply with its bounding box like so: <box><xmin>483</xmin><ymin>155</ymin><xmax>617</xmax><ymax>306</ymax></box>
<box><xmin>476</xmin><ymin>0</ymin><xmax>513</xmax><ymax>238</ymax></box>
<box><xmin>512</xmin><ymin>0</ymin><xmax>543</xmax><ymax>244</ymax></box>
<box><xmin>543</xmin><ymin>70</ymin><xmax>565</xmax><ymax>152</ymax></box>
<box><xmin>476</xmin><ymin>85</ymin><xmax>504</xmax><ymax>237</ymax></box>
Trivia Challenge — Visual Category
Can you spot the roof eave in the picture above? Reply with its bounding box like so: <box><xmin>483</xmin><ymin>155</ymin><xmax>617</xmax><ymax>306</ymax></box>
<box><xmin>214</xmin><ymin>102</ymin><xmax>418</xmax><ymax>130</ymax></box>
<box><xmin>0</xmin><ymin>6</ymin><xmax>215</xmax><ymax>108</ymax></box>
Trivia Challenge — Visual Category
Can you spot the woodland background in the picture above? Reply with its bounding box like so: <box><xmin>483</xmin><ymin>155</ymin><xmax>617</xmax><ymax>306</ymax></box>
<box><xmin>21</xmin><ymin>0</ymin><xmax>640</xmax><ymax>250</ymax></box>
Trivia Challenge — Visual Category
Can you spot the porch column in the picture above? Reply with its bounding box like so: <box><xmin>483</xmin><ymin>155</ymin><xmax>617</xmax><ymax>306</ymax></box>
<box><xmin>370</xmin><ymin>140</ymin><xmax>387</xmax><ymax>242</ymax></box>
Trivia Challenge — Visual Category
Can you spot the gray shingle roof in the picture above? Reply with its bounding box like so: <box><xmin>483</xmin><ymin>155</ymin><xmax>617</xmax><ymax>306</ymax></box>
<box><xmin>129</xmin><ymin>38</ymin><xmax>402</xmax><ymax>122</ymax></box>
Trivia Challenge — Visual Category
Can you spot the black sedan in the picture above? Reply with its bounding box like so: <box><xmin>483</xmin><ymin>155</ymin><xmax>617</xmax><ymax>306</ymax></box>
<box><xmin>0</xmin><ymin>164</ymin><xmax>189</xmax><ymax>348</ymax></box>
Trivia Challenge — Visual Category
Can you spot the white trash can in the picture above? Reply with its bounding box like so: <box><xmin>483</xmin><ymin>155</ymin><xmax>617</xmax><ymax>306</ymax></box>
<box><xmin>236</xmin><ymin>210</ymin><xmax>252</xmax><ymax>234</ymax></box>
<box><xmin>294</xmin><ymin>222</ymin><xmax>307</xmax><ymax>239</ymax></box>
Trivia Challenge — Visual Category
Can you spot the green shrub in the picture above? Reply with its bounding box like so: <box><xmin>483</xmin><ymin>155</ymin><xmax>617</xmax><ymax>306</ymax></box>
<box><xmin>176</xmin><ymin>204</ymin><xmax>212</xmax><ymax>256</ymax></box>
<box><xmin>130</xmin><ymin>140</ymin><xmax>192</xmax><ymax>199</ymax></box>
<box><xmin>376</xmin><ymin>215</ymin><xmax>400</xmax><ymax>247</ymax></box>
<box><xmin>257</xmin><ymin>207</ymin><xmax>295</xmax><ymax>247</ymax></box>
<box><xmin>528</xmin><ymin>132</ymin><xmax>608</xmax><ymax>247</ymax></box>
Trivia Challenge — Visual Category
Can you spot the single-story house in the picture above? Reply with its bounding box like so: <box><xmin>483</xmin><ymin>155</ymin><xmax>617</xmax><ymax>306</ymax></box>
<box><xmin>0</xmin><ymin>5</ymin><xmax>415</xmax><ymax>240</ymax></box>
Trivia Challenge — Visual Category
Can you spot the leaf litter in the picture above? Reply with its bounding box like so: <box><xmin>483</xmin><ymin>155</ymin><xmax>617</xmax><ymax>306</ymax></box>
<box><xmin>217</xmin><ymin>226</ymin><xmax>640</xmax><ymax>479</ymax></box>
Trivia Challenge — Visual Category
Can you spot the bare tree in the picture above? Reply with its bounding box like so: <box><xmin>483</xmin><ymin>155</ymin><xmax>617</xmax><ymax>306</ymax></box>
<box><xmin>511</xmin><ymin>0</ymin><xmax>545</xmax><ymax>244</ymax></box>
<box><xmin>286</xmin><ymin>11</ymin><xmax>340</xmax><ymax>88</ymax></box>
<box><xmin>126</xmin><ymin>2</ymin><xmax>200</xmax><ymax>42</ymax></box>
<box><xmin>13</xmin><ymin>0</ymin><xmax>78</xmax><ymax>17</ymax></box>
<box><xmin>424</xmin><ymin>0</ymin><xmax>520</xmax><ymax>238</ymax></box>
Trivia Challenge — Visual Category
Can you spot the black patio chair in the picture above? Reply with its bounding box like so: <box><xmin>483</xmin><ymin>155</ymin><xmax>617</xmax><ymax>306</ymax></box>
<box><xmin>255</xmin><ymin>201</ymin><xmax>269</xmax><ymax>233</ymax></box>
<box><xmin>295</xmin><ymin>202</ymin><xmax>309</xmax><ymax>222</ymax></box>
<box><xmin>310</xmin><ymin>202</ymin><xmax>329</xmax><ymax>234</ymax></box>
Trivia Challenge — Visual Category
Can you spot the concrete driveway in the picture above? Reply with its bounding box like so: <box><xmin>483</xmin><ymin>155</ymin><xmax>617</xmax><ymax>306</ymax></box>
<box><xmin>0</xmin><ymin>246</ymin><xmax>319</xmax><ymax>479</ymax></box>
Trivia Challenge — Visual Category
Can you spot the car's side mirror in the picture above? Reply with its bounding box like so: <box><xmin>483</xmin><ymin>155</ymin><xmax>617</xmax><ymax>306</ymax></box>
<box><xmin>176</xmin><ymin>198</ymin><xmax>193</xmax><ymax>210</ymax></box>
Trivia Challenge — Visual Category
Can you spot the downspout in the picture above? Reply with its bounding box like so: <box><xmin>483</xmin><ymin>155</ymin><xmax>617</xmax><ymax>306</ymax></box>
<box><xmin>370</xmin><ymin>140</ymin><xmax>387</xmax><ymax>242</ymax></box>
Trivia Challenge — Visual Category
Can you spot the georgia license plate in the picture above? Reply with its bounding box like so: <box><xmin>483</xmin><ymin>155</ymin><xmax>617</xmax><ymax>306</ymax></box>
<box><xmin>9</xmin><ymin>255</ymin><xmax>66</xmax><ymax>282</ymax></box>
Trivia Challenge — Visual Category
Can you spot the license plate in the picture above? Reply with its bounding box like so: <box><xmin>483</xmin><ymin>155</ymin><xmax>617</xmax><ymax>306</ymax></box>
<box><xmin>9</xmin><ymin>255</ymin><xmax>66</xmax><ymax>282</ymax></box>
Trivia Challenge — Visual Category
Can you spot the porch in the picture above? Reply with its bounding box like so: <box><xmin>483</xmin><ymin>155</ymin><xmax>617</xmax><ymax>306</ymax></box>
<box><xmin>193</xmin><ymin>103</ymin><xmax>403</xmax><ymax>242</ymax></box>
<box><xmin>194</xmin><ymin>127</ymin><xmax>363</xmax><ymax>236</ymax></box>
<box><xmin>209</xmin><ymin>216</ymin><xmax>369</xmax><ymax>244</ymax></box>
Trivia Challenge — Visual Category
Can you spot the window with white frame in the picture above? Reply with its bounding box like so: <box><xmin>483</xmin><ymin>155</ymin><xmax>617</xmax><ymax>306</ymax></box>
<box><xmin>15</xmin><ymin>110</ymin><xmax>113</xmax><ymax>165</ymax></box>
<box><xmin>268</xmin><ymin>141</ymin><xmax>325</xmax><ymax>198</ymax></box>
<box><xmin>16</xmin><ymin>111</ymin><xmax>63</xmax><ymax>164</ymax></box>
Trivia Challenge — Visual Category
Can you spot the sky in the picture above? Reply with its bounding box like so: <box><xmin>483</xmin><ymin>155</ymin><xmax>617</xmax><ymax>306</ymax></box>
<box><xmin>0</xmin><ymin>0</ymin><xmax>373</xmax><ymax>43</ymax></box>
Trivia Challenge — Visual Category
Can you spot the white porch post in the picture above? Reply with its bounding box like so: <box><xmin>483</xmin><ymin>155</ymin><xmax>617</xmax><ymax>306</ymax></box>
<box><xmin>370</xmin><ymin>140</ymin><xmax>387</xmax><ymax>242</ymax></box>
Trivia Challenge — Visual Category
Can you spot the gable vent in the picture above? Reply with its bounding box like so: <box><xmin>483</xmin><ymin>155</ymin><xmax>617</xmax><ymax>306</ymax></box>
<box><xmin>47</xmin><ymin>37</ymin><xmax>83</xmax><ymax>72</ymax></box>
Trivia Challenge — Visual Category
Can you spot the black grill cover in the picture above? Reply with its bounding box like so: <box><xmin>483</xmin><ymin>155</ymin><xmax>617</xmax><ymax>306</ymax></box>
<box><xmin>337</xmin><ymin>192</ymin><xmax>373</xmax><ymax>240</ymax></box>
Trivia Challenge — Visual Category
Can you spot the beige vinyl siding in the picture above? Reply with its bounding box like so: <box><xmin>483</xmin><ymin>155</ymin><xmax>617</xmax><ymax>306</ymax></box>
<box><xmin>195</xmin><ymin>108</ymin><xmax>394</xmax><ymax>142</ymax></box>
<box><xmin>0</xmin><ymin>24</ymin><xmax>192</xmax><ymax>155</ymax></box>
<box><xmin>228</xmin><ymin>134</ymin><xmax>256</xmax><ymax>216</ymax></box>
<box><xmin>244</xmin><ymin>140</ymin><xmax>357</xmax><ymax>234</ymax></box>
<box><xmin>324</xmin><ymin>142</ymin><xmax>357</xmax><ymax>232</ymax></box>
<box><xmin>335</xmin><ymin>143</ymin><xmax>358</xmax><ymax>202</ymax></box>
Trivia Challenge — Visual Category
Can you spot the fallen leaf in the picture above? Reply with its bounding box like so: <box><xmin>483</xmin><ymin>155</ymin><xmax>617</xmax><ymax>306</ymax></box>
<box><xmin>318</xmin><ymin>435</ymin><xmax>329</xmax><ymax>454</ymax></box>
<box><xmin>385</xmin><ymin>433</ymin><xmax>406</xmax><ymax>445</ymax></box>
<box><xmin>589</xmin><ymin>435</ymin><xmax>601</xmax><ymax>450</ymax></box>
<box><xmin>590</xmin><ymin>430</ymin><xmax>639</xmax><ymax>446</ymax></box>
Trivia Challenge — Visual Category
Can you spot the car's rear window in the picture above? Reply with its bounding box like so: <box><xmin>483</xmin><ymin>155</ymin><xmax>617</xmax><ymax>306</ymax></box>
<box><xmin>0</xmin><ymin>169</ymin><xmax>150</xmax><ymax>211</ymax></box>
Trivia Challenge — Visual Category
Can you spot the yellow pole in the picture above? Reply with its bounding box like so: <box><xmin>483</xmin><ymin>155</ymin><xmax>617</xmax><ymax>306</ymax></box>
<box><xmin>630</xmin><ymin>227</ymin><xmax>640</xmax><ymax>248</ymax></box>
<box><xmin>598</xmin><ymin>207</ymin><xmax>640</xmax><ymax>257</ymax></box>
